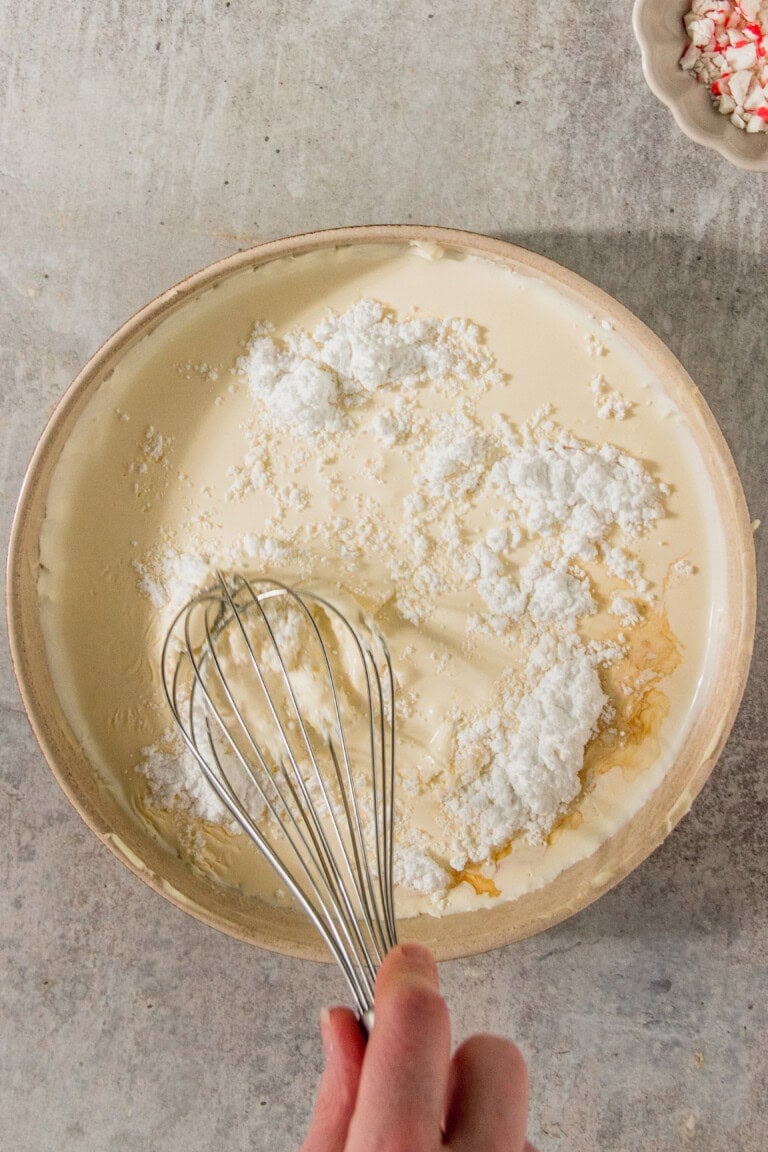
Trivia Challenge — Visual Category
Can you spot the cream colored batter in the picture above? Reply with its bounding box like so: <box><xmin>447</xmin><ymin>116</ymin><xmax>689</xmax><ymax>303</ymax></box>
<box><xmin>38</xmin><ymin>242</ymin><xmax>726</xmax><ymax>919</ymax></box>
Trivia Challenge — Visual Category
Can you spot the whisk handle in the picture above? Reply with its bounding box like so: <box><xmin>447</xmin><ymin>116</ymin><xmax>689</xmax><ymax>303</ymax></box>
<box><xmin>359</xmin><ymin>1009</ymin><xmax>375</xmax><ymax>1036</ymax></box>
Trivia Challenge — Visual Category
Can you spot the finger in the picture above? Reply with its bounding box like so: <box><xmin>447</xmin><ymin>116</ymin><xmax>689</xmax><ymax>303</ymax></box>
<box><xmin>443</xmin><ymin>1034</ymin><xmax>529</xmax><ymax>1151</ymax></box>
<box><xmin>346</xmin><ymin>943</ymin><xmax>451</xmax><ymax>1152</ymax></box>
<box><xmin>300</xmin><ymin>1007</ymin><xmax>366</xmax><ymax>1152</ymax></box>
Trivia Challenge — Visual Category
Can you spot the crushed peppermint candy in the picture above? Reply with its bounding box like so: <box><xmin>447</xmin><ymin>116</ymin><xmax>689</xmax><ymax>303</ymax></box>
<box><xmin>681</xmin><ymin>1</ymin><xmax>768</xmax><ymax>133</ymax></box>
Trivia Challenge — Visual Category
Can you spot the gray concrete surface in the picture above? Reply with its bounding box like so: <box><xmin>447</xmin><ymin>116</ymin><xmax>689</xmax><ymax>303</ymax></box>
<box><xmin>1</xmin><ymin>2</ymin><xmax>766</xmax><ymax>1149</ymax></box>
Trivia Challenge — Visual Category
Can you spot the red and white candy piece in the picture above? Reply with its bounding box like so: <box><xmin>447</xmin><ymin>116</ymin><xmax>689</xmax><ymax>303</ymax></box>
<box><xmin>680</xmin><ymin>0</ymin><xmax>768</xmax><ymax>132</ymax></box>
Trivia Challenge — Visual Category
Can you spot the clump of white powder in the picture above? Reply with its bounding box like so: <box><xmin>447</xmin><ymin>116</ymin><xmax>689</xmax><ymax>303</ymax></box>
<box><xmin>590</xmin><ymin>373</ymin><xmax>632</xmax><ymax>421</ymax></box>
<box><xmin>609</xmin><ymin>595</ymin><xmax>643</xmax><ymax>627</ymax></box>
<box><xmin>476</xmin><ymin>554</ymin><xmax>596</xmax><ymax>636</ymax></box>
<box><xmin>370</xmin><ymin>395</ymin><xmax>414</xmax><ymax>447</ymax></box>
<box><xmin>237</xmin><ymin>299</ymin><xmax>501</xmax><ymax>436</ymax></box>
<box><xmin>138</xmin><ymin>725</ymin><xmax>270</xmax><ymax>830</ymax></box>
<box><xmin>416</xmin><ymin>411</ymin><xmax>491</xmax><ymax>502</ymax></box>
<box><xmin>489</xmin><ymin>419</ymin><xmax>665</xmax><ymax>562</ymax></box>
<box><xmin>134</xmin><ymin>534</ymin><xmax>294</xmax><ymax>618</ymax></box>
<box><xmin>393</xmin><ymin>824</ymin><xmax>451</xmax><ymax>895</ymax></box>
<box><xmin>442</xmin><ymin>634</ymin><xmax>607</xmax><ymax>863</ymax></box>
<box><xmin>137</xmin><ymin>729</ymin><xmax>233</xmax><ymax>825</ymax></box>
<box><xmin>142</xmin><ymin>425</ymin><xmax>172</xmax><ymax>462</ymax></box>
<box><xmin>133</xmin><ymin>549</ymin><xmax>211</xmax><ymax>612</ymax></box>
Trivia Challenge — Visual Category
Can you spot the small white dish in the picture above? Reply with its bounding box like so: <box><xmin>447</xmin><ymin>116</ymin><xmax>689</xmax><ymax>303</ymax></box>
<box><xmin>633</xmin><ymin>0</ymin><xmax>768</xmax><ymax>171</ymax></box>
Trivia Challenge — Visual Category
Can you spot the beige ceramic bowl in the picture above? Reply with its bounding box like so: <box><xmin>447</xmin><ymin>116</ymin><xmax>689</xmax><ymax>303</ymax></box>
<box><xmin>6</xmin><ymin>226</ymin><xmax>756</xmax><ymax>961</ymax></box>
<box><xmin>633</xmin><ymin>0</ymin><xmax>768</xmax><ymax>171</ymax></box>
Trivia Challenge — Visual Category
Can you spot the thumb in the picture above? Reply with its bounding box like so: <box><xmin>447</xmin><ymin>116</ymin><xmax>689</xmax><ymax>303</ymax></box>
<box><xmin>300</xmin><ymin>1007</ymin><xmax>366</xmax><ymax>1152</ymax></box>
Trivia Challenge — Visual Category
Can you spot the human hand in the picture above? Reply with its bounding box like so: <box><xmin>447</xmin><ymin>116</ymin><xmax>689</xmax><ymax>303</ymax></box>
<box><xmin>301</xmin><ymin>943</ymin><xmax>535</xmax><ymax>1151</ymax></box>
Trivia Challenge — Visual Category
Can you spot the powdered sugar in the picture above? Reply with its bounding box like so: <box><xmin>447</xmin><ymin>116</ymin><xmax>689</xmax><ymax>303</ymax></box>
<box><xmin>489</xmin><ymin>419</ymin><xmax>664</xmax><ymax>562</ymax></box>
<box><xmin>476</xmin><ymin>554</ymin><xmax>596</xmax><ymax>636</ymax></box>
<box><xmin>133</xmin><ymin>549</ymin><xmax>211</xmax><ymax>612</ymax></box>
<box><xmin>137</xmin><ymin>729</ymin><xmax>233</xmax><ymax>824</ymax></box>
<box><xmin>585</xmin><ymin>333</ymin><xmax>608</xmax><ymax>357</ymax></box>
<box><xmin>237</xmin><ymin>299</ymin><xmax>501</xmax><ymax>437</ymax></box>
<box><xmin>371</xmin><ymin>396</ymin><xmax>414</xmax><ymax>447</ymax></box>
<box><xmin>415</xmin><ymin>411</ymin><xmax>490</xmax><ymax>502</ymax></box>
<box><xmin>240</xmin><ymin>330</ymin><xmax>342</xmax><ymax>435</ymax></box>
<box><xmin>442</xmin><ymin>635</ymin><xmax>607</xmax><ymax>863</ymax></box>
<box><xmin>590</xmin><ymin>373</ymin><xmax>632</xmax><ymax>421</ymax></box>
<box><xmin>134</xmin><ymin>535</ymin><xmax>294</xmax><ymax>617</ymax></box>
<box><xmin>609</xmin><ymin>595</ymin><xmax>643</xmax><ymax>627</ymax></box>
<box><xmin>393</xmin><ymin>827</ymin><xmax>451</xmax><ymax>894</ymax></box>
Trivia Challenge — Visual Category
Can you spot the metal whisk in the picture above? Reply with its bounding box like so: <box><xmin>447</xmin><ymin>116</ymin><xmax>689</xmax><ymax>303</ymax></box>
<box><xmin>161</xmin><ymin>573</ymin><xmax>398</xmax><ymax>1029</ymax></box>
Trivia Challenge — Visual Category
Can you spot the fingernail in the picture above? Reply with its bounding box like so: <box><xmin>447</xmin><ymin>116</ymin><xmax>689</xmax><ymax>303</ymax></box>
<box><xmin>396</xmin><ymin>943</ymin><xmax>439</xmax><ymax>986</ymax></box>
<box><xmin>320</xmin><ymin>1008</ymin><xmax>333</xmax><ymax>1060</ymax></box>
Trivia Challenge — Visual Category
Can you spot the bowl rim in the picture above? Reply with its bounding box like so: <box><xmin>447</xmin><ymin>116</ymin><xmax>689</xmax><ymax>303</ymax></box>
<box><xmin>6</xmin><ymin>223</ymin><xmax>757</xmax><ymax>960</ymax></box>
<box><xmin>632</xmin><ymin>0</ymin><xmax>768</xmax><ymax>172</ymax></box>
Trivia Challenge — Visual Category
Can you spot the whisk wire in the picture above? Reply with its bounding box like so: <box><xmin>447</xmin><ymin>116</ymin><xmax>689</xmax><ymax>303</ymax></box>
<box><xmin>369</xmin><ymin>646</ymin><xmax>398</xmax><ymax>944</ymax></box>
<box><xmin>231</xmin><ymin>577</ymin><xmax>385</xmax><ymax>978</ymax></box>
<box><xmin>166</xmin><ymin>605</ymin><xmax>375</xmax><ymax>1014</ymax></box>
<box><xmin>161</xmin><ymin>574</ymin><xmax>398</xmax><ymax>1020</ymax></box>
<box><xmin>169</xmin><ymin>653</ymin><xmax>373</xmax><ymax>1011</ymax></box>
<box><xmin>308</xmin><ymin>593</ymin><xmax>392</xmax><ymax>962</ymax></box>
<box><xmin>326</xmin><ymin>737</ymin><xmax>387</xmax><ymax>963</ymax></box>
<box><xmin>199</xmin><ymin>590</ymin><xmax>379</xmax><ymax>1005</ymax></box>
<box><xmin>202</xmin><ymin>730</ymin><xmax>375</xmax><ymax>1014</ymax></box>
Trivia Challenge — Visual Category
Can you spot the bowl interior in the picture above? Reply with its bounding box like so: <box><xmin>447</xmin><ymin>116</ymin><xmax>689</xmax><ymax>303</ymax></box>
<box><xmin>7</xmin><ymin>225</ymin><xmax>756</xmax><ymax>961</ymax></box>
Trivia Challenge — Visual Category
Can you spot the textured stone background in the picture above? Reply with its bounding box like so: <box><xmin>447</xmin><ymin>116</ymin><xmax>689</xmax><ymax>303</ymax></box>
<box><xmin>1</xmin><ymin>2</ymin><xmax>766</xmax><ymax>1149</ymax></box>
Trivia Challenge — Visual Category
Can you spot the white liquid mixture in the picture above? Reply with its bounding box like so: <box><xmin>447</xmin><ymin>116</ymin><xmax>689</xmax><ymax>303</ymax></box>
<box><xmin>38</xmin><ymin>243</ymin><xmax>726</xmax><ymax>918</ymax></box>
